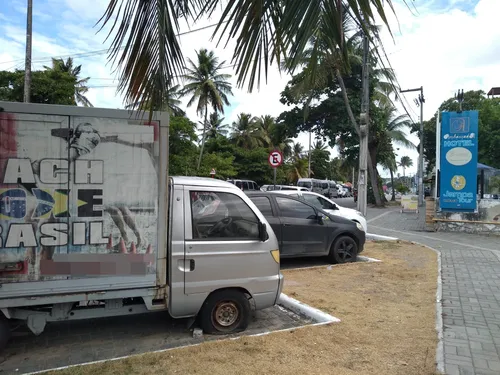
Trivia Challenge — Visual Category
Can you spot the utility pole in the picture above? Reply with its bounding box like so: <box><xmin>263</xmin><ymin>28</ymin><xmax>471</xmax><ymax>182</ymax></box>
<box><xmin>357</xmin><ymin>23</ymin><xmax>370</xmax><ymax>217</ymax></box>
<box><xmin>455</xmin><ymin>89</ymin><xmax>464</xmax><ymax>112</ymax></box>
<box><xmin>308</xmin><ymin>130</ymin><xmax>312</xmax><ymax>178</ymax></box>
<box><xmin>23</xmin><ymin>0</ymin><xmax>33</xmax><ymax>103</ymax></box>
<box><xmin>400</xmin><ymin>86</ymin><xmax>425</xmax><ymax>207</ymax></box>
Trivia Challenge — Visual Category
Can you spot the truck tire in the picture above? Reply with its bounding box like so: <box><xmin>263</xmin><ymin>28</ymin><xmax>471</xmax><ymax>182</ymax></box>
<box><xmin>328</xmin><ymin>235</ymin><xmax>358</xmax><ymax>264</ymax></box>
<box><xmin>0</xmin><ymin>315</ymin><xmax>11</xmax><ymax>352</ymax></box>
<box><xmin>199</xmin><ymin>290</ymin><xmax>251</xmax><ymax>335</ymax></box>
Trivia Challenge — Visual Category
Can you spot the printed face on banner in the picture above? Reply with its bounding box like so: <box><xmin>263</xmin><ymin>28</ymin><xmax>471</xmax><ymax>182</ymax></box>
<box><xmin>0</xmin><ymin>112</ymin><xmax>159</xmax><ymax>282</ymax></box>
<box><xmin>439</xmin><ymin>110</ymin><xmax>479</xmax><ymax>212</ymax></box>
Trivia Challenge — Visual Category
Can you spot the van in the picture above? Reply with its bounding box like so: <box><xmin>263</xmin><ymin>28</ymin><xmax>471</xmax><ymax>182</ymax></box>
<box><xmin>297</xmin><ymin>178</ymin><xmax>323</xmax><ymax>194</ymax></box>
<box><xmin>227</xmin><ymin>179</ymin><xmax>260</xmax><ymax>191</ymax></box>
<box><xmin>0</xmin><ymin>101</ymin><xmax>282</xmax><ymax>350</ymax></box>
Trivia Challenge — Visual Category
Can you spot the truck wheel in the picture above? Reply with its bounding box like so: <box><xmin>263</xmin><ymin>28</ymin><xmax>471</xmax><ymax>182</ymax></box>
<box><xmin>328</xmin><ymin>236</ymin><xmax>358</xmax><ymax>264</ymax></box>
<box><xmin>0</xmin><ymin>315</ymin><xmax>11</xmax><ymax>352</ymax></box>
<box><xmin>199</xmin><ymin>290</ymin><xmax>251</xmax><ymax>335</ymax></box>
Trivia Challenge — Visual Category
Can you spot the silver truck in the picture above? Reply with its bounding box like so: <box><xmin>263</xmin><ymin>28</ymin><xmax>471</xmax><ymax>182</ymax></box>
<box><xmin>0</xmin><ymin>101</ymin><xmax>283</xmax><ymax>351</ymax></box>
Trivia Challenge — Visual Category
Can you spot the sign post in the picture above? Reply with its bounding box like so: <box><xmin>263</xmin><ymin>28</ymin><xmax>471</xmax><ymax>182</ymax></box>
<box><xmin>268</xmin><ymin>150</ymin><xmax>283</xmax><ymax>189</ymax></box>
<box><xmin>210</xmin><ymin>168</ymin><xmax>216</xmax><ymax>178</ymax></box>
<box><xmin>439</xmin><ymin>110</ymin><xmax>479</xmax><ymax>212</ymax></box>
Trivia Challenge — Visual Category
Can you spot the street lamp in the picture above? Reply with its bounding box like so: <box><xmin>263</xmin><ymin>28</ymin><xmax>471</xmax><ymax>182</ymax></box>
<box><xmin>400</xmin><ymin>86</ymin><xmax>425</xmax><ymax>207</ymax></box>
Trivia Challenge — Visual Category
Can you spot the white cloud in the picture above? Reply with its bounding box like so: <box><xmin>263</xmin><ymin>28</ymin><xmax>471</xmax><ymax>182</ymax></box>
<box><xmin>1</xmin><ymin>0</ymin><xmax>499</xmax><ymax>179</ymax></box>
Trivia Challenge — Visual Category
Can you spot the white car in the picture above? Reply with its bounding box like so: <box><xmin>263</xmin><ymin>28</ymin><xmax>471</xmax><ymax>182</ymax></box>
<box><xmin>269</xmin><ymin>190</ymin><xmax>367</xmax><ymax>232</ymax></box>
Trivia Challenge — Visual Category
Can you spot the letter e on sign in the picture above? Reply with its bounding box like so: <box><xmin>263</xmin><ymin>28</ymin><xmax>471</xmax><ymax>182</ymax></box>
<box><xmin>268</xmin><ymin>150</ymin><xmax>283</xmax><ymax>168</ymax></box>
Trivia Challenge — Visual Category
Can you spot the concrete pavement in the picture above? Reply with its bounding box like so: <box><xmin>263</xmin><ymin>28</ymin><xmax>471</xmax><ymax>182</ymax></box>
<box><xmin>368</xmin><ymin>205</ymin><xmax>500</xmax><ymax>375</ymax></box>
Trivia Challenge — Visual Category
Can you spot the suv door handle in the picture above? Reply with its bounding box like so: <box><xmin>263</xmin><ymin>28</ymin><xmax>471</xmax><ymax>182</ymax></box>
<box><xmin>283</xmin><ymin>223</ymin><xmax>292</xmax><ymax>227</ymax></box>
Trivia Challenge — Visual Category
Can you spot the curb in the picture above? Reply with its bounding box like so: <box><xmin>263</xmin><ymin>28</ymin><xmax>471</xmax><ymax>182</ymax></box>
<box><xmin>408</xmin><ymin>240</ymin><xmax>445</xmax><ymax>375</ymax></box>
<box><xmin>366</xmin><ymin>233</ymin><xmax>399</xmax><ymax>241</ymax></box>
<box><xmin>278</xmin><ymin>293</ymin><xmax>340</xmax><ymax>323</ymax></box>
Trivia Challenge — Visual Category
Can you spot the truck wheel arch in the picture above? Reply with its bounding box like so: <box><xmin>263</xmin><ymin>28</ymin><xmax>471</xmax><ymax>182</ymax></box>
<box><xmin>197</xmin><ymin>287</ymin><xmax>253</xmax><ymax>334</ymax></box>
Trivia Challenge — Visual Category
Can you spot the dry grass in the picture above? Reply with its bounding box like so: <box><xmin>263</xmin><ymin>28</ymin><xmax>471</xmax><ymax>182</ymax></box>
<box><xmin>46</xmin><ymin>241</ymin><xmax>438</xmax><ymax>375</ymax></box>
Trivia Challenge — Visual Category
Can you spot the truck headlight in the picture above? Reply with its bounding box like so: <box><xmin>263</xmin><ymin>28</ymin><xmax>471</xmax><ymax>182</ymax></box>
<box><xmin>356</xmin><ymin>222</ymin><xmax>365</xmax><ymax>232</ymax></box>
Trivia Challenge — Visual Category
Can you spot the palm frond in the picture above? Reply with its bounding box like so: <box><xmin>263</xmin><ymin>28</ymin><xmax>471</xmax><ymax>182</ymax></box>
<box><xmin>97</xmin><ymin>0</ymin><xmax>193</xmax><ymax>117</ymax></box>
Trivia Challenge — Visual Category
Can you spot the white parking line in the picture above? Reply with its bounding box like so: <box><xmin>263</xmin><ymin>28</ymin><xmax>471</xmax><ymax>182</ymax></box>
<box><xmin>367</xmin><ymin>210</ymin><xmax>394</xmax><ymax>223</ymax></box>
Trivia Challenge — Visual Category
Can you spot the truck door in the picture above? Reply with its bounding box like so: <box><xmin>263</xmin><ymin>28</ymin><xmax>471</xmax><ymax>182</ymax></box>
<box><xmin>182</xmin><ymin>186</ymin><xmax>276</xmax><ymax>296</ymax></box>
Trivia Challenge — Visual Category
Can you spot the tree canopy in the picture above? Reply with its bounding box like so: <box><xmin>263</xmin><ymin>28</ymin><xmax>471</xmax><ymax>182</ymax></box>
<box><xmin>415</xmin><ymin>90</ymin><xmax>500</xmax><ymax>172</ymax></box>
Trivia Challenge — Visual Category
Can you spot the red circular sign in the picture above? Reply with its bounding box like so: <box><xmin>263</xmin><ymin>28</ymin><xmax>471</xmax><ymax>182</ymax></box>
<box><xmin>268</xmin><ymin>150</ymin><xmax>283</xmax><ymax>168</ymax></box>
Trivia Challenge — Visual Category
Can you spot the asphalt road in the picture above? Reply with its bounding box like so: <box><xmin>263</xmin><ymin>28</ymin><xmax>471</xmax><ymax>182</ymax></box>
<box><xmin>330</xmin><ymin>196</ymin><xmax>357</xmax><ymax>209</ymax></box>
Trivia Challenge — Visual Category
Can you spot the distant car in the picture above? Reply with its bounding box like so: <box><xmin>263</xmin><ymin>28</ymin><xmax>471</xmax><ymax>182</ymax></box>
<box><xmin>264</xmin><ymin>185</ymin><xmax>309</xmax><ymax>192</ymax></box>
<box><xmin>269</xmin><ymin>190</ymin><xmax>367</xmax><ymax>232</ymax></box>
<box><xmin>247</xmin><ymin>192</ymin><xmax>366</xmax><ymax>263</ymax></box>
<box><xmin>227</xmin><ymin>179</ymin><xmax>260</xmax><ymax>191</ymax></box>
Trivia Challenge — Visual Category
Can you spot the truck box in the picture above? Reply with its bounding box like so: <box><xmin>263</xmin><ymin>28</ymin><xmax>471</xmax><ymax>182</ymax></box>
<box><xmin>0</xmin><ymin>101</ymin><xmax>169</xmax><ymax>299</ymax></box>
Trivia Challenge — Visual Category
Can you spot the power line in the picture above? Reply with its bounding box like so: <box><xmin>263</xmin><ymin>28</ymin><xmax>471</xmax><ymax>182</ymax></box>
<box><xmin>0</xmin><ymin>21</ymin><xmax>227</xmax><ymax>67</ymax></box>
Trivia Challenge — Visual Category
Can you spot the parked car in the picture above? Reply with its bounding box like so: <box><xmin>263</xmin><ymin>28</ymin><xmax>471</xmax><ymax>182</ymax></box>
<box><xmin>264</xmin><ymin>185</ymin><xmax>309</xmax><ymax>192</ymax></box>
<box><xmin>336</xmin><ymin>185</ymin><xmax>347</xmax><ymax>198</ymax></box>
<box><xmin>227</xmin><ymin>179</ymin><xmax>260</xmax><ymax>191</ymax></box>
<box><xmin>328</xmin><ymin>180</ymin><xmax>339</xmax><ymax>198</ymax></box>
<box><xmin>247</xmin><ymin>192</ymin><xmax>366</xmax><ymax>263</ymax></box>
<box><xmin>268</xmin><ymin>190</ymin><xmax>367</xmax><ymax>232</ymax></box>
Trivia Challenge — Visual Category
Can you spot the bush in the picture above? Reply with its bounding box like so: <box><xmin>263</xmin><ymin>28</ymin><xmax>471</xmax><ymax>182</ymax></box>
<box><xmin>396</xmin><ymin>184</ymin><xmax>410</xmax><ymax>195</ymax></box>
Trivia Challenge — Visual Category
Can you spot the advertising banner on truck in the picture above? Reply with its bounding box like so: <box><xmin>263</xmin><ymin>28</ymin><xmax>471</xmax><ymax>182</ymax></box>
<box><xmin>0</xmin><ymin>111</ymin><xmax>159</xmax><ymax>282</ymax></box>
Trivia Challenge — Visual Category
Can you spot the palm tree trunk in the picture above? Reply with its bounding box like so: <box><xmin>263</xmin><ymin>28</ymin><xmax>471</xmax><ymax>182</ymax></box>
<box><xmin>197</xmin><ymin>105</ymin><xmax>208</xmax><ymax>171</ymax></box>
<box><xmin>367</xmin><ymin>151</ymin><xmax>383</xmax><ymax>206</ymax></box>
<box><xmin>390</xmin><ymin>168</ymin><xmax>396</xmax><ymax>201</ymax></box>
<box><xmin>335</xmin><ymin>68</ymin><xmax>383</xmax><ymax>207</ymax></box>
<box><xmin>335</xmin><ymin>69</ymin><xmax>361</xmax><ymax>137</ymax></box>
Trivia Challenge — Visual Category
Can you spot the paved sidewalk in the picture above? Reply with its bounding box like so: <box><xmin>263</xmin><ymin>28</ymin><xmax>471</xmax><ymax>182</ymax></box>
<box><xmin>368</xmin><ymin>207</ymin><xmax>500</xmax><ymax>375</ymax></box>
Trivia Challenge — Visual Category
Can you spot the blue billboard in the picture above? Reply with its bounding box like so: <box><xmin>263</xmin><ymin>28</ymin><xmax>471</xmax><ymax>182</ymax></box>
<box><xmin>439</xmin><ymin>110</ymin><xmax>478</xmax><ymax>212</ymax></box>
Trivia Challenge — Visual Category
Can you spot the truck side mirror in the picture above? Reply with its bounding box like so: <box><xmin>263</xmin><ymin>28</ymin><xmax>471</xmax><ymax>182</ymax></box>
<box><xmin>258</xmin><ymin>222</ymin><xmax>268</xmax><ymax>242</ymax></box>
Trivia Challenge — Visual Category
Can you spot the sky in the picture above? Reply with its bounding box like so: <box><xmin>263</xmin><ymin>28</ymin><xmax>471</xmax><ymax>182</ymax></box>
<box><xmin>0</xmin><ymin>0</ymin><xmax>498</xmax><ymax>179</ymax></box>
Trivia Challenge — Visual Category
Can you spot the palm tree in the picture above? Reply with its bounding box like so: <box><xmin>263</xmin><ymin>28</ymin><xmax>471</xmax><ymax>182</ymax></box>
<box><xmin>382</xmin><ymin>104</ymin><xmax>415</xmax><ymax>150</ymax></box>
<box><xmin>45</xmin><ymin>57</ymin><xmax>92</xmax><ymax>107</ymax></box>
<box><xmin>181</xmin><ymin>49</ymin><xmax>233</xmax><ymax>170</ymax></box>
<box><xmin>287</xmin><ymin>142</ymin><xmax>309</xmax><ymax>182</ymax></box>
<box><xmin>279</xmin><ymin>8</ymin><xmax>399</xmax><ymax>207</ymax></box>
<box><xmin>205</xmin><ymin>112</ymin><xmax>230</xmax><ymax>139</ymax></box>
<box><xmin>125</xmin><ymin>83</ymin><xmax>185</xmax><ymax>116</ymax></box>
<box><xmin>380</xmin><ymin>150</ymin><xmax>398</xmax><ymax>201</ymax></box>
<box><xmin>231</xmin><ymin>113</ymin><xmax>262</xmax><ymax>149</ymax></box>
<box><xmin>399</xmin><ymin>156</ymin><xmax>413</xmax><ymax>178</ymax></box>
<box><xmin>254</xmin><ymin>115</ymin><xmax>274</xmax><ymax>148</ymax></box>
<box><xmin>97</xmin><ymin>0</ymin><xmax>402</xmax><ymax>119</ymax></box>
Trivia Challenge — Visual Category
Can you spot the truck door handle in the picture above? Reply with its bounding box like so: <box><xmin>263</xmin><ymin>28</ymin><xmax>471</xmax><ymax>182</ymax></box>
<box><xmin>189</xmin><ymin>259</ymin><xmax>195</xmax><ymax>271</ymax></box>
